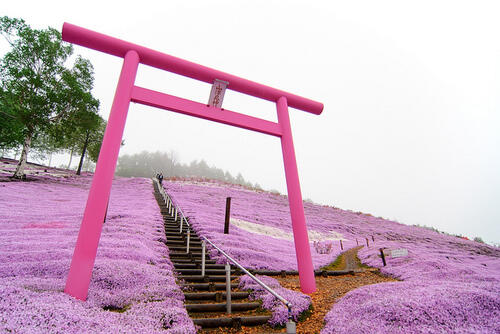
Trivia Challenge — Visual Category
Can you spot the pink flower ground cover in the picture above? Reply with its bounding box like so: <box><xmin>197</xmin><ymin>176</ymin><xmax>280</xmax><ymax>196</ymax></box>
<box><xmin>322</xmin><ymin>230</ymin><xmax>500</xmax><ymax>333</ymax></box>
<box><xmin>0</xmin><ymin>164</ymin><xmax>196</xmax><ymax>333</ymax></box>
<box><xmin>163</xmin><ymin>179</ymin><xmax>500</xmax><ymax>333</ymax></box>
<box><xmin>239</xmin><ymin>274</ymin><xmax>311</xmax><ymax>326</ymax></box>
<box><xmin>163</xmin><ymin>180</ymin><xmax>372</xmax><ymax>271</ymax></box>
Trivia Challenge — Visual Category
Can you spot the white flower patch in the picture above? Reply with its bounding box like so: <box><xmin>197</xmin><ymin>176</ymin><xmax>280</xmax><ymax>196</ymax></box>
<box><xmin>230</xmin><ymin>218</ymin><xmax>345</xmax><ymax>242</ymax></box>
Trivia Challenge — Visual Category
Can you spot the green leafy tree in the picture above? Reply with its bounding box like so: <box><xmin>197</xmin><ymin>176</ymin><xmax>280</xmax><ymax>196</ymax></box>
<box><xmin>0</xmin><ymin>16</ymin><xmax>99</xmax><ymax>178</ymax></box>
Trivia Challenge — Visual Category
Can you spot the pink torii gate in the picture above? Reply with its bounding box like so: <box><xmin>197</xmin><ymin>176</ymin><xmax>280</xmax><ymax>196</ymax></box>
<box><xmin>62</xmin><ymin>23</ymin><xmax>323</xmax><ymax>301</ymax></box>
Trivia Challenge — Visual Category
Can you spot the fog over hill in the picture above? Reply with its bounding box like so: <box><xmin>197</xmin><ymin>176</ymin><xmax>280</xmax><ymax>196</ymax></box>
<box><xmin>116</xmin><ymin>150</ymin><xmax>261</xmax><ymax>190</ymax></box>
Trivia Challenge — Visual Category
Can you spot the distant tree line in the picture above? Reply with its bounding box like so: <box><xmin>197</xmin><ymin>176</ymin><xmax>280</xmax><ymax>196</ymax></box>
<box><xmin>116</xmin><ymin>150</ymin><xmax>261</xmax><ymax>189</ymax></box>
<box><xmin>0</xmin><ymin>16</ymin><xmax>103</xmax><ymax>177</ymax></box>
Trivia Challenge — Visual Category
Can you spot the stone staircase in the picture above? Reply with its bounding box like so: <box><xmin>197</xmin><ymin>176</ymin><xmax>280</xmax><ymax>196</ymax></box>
<box><xmin>153</xmin><ymin>182</ymin><xmax>272</xmax><ymax>330</ymax></box>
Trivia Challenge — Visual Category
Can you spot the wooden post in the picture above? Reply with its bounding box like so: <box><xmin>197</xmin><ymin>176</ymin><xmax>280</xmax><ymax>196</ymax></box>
<box><xmin>372</xmin><ymin>235</ymin><xmax>375</xmax><ymax>242</ymax></box>
<box><xmin>103</xmin><ymin>200</ymin><xmax>109</xmax><ymax>224</ymax></box>
<box><xmin>379</xmin><ymin>248</ymin><xmax>386</xmax><ymax>266</ymax></box>
<box><xmin>201</xmin><ymin>241</ymin><xmax>206</xmax><ymax>276</ymax></box>
<box><xmin>366</xmin><ymin>238</ymin><xmax>369</xmax><ymax>247</ymax></box>
<box><xmin>224</xmin><ymin>197</ymin><xmax>231</xmax><ymax>234</ymax></box>
<box><xmin>226</xmin><ymin>262</ymin><xmax>232</xmax><ymax>314</ymax></box>
<box><xmin>356</xmin><ymin>238</ymin><xmax>359</xmax><ymax>246</ymax></box>
<box><xmin>340</xmin><ymin>239</ymin><xmax>343</xmax><ymax>250</ymax></box>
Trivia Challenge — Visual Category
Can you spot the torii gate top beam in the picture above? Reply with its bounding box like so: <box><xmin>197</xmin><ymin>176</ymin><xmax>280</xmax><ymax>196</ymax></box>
<box><xmin>62</xmin><ymin>23</ymin><xmax>323</xmax><ymax>115</ymax></box>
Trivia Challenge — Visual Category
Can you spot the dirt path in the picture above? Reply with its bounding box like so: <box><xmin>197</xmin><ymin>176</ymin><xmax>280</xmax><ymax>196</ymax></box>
<box><xmin>205</xmin><ymin>247</ymin><xmax>397</xmax><ymax>333</ymax></box>
<box><xmin>343</xmin><ymin>246</ymin><xmax>364</xmax><ymax>271</ymax></box>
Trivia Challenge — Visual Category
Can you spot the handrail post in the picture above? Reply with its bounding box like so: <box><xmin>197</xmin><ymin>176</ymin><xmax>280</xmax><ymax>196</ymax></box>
<box><xmin>225</xmin><ymin>262</ymin><xmax>232</xmax><ymax>314</ymax></box>
<box><xmin>175</xmin><ymin>208</ymin><xmax>178</xmax><ymax>222</ymax></box>
<box><xmin>286</xmin><ymin>306</ymin><xmax>296</xmax><ymax>334</ymax></box>
<box><xmin>186</xmin><ymin>230</ymin><xmax>191</xmax><ymax>253</ymax></box>
<box><xmin>179</xmin><ymin>216</ymin><xmax>183</xmax><ymax>233</ymax></box>
<box><xmin>201</xmin><ymin>241</ymin><xmax>206</xmax><ymax>276</ymax></box>
<box><xmin>202</xmin><ymin>236</ymin><xmax>292</xmax><ymax>312</ymax></box>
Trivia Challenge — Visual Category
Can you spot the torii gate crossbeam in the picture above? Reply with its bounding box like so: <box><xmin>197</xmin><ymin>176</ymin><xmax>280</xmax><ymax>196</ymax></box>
<box><xmin>62</xmin><ymin>23</ymin><xmax>323</xmax><ymax>301</ymax></box>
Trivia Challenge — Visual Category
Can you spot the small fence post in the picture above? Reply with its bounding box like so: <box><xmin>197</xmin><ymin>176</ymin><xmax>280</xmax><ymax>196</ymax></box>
<box><xmin>366</xmin><ymin>238</ymin><xmax>369</xmax><ymax>247</ymax></box>
<box><xmin>175</xmin><ymin>208</ymin><xmax>178</xmax><ymax>222</ymax></box>
<box><xmin>186</xmin><ymin>230</ymin><xmax>191</xmax><ymax>253</ymax></box>
<box><xmin>201</xmin><ymin>241</ymin><xmax>206</xmax><ymax>276</ymax></box>
<box><xmin>179</xmin><ymin>217</ymin><xmax>183</xmax><ymax>233</ymax></box>
<box><xmin>224</xmin><ymin>197</ymin><xmax>231</xmax><ymax>234</ymax></box>
<box><xmin>225</xmin><ymin>262</ymin><xmax>232</xmax><ymax>314</ymax></box>
<box><xmin>340</xmin><ymin>239</ymin><xmax>343</xmax><ymax>250</ymax></box>
<box><xmin>379</xmin><ymin>248</ymin><xmax>386</xmax><ymax>266</ymax></box>
<box><xmin>286</xmin><ymin>305</ymin><xmax>296</xmax><ymax>334</ymax></box>
<box><xmin>286</xmin><ymin>316</ymin><xmax>297</xmax><ymax>334</ymax></box>
<box><xmin>356</xmin><ymin>238</ymin><xmax>359</xmax><ymax>246</ymax></box>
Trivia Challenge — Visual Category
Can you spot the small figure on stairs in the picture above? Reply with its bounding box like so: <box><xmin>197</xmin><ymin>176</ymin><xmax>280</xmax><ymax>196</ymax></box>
<box><xmin>158</xmin><ymin>172</ymin><xmax>164</xmax><ymax>185</ymax></box>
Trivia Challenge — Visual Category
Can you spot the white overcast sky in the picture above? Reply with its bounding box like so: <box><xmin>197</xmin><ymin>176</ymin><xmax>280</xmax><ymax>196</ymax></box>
<box><xmin>3</xmin><ymin>1</ymin><xmax>500</xmax><ymax>244</ymax></box>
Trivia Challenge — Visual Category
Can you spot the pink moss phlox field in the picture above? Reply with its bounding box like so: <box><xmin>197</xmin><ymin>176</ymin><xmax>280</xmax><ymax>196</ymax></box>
<box><xmin>162</xmin><ymin>179</ymin><xmax>500</xmax><ymax>333</ymax></box>
<box><xmin>239</xmin><ymin>274</ymin><xmax>311</xmax><ymax>326</ymax></box>
<box><xmin>0</xmin><ymin>160</ymin><xmax>196</xmax><ymax>333</ymax></box>
<box><xmin>162</xmin><ymin>180</ymin><xmax>358</xmax><ymax>270</ymax></box>
<box><xmin>322</xmin><ymin>220</ymin><xmax>500</xmax><ymax>333</ymax></box>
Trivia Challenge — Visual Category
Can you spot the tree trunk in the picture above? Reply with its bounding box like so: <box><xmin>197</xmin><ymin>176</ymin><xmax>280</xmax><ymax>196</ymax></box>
<box><xmin>76</xmin><ymin>131</ymin><xmax>90</xmax><ymax>175</ymax></box>
<box><xmin>67</xmin><ymin>147</ymin><xmax>74</xmax><ymax>169</ymax></box>
<box><xmin>13</xmin><ymin>132</ymin><xmax>32</xmax><ymax>179</ymax></box>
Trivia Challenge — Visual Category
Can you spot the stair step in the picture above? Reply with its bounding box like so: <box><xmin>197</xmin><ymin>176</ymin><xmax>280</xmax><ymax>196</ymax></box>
<box><xmin>174</xmin><ymin>262</ymin><xmax>226</xmax><ymax>272</ymax></box>
<box><xmin>186</xmin><ymin>302</ymin><xmax>260</xmax><ymax>313</ymax></box>
<box><xmin>192</xmin><ymin>315</ymin><xmax>271</xmax><ymax>328</ymax></box>
<box><xmin>165</xmin><ymin>234</ymin><xmax>199</xmax><ymax>240</ymax></box>
<box><xmin>182</xmin><ymin>282</ymin><xmax>238</xmax><ymax>291</ymax></box>
<box><xmin>169</xmin><ymin>252</ymin><xmax>206</xmax><ymax>258</ymax></box>
<box><xmin>184</xmin><ymin>291</ymin><xmax>249</xmax><ymax>301</ymax></box>
<box><xmin>171</xmin><ymin>258</ymin><xmax>217</xmax><ymax>264</ymax></box>
<box><xmin>173</xmin><ymin>263</ymin><xmax>197</xmax><ymax>269</ymax></box>
<box><xmin>166</xmin><ymin>241</ymin><xmax>202</xmax><ymax>246</ymax></box>
<box><xmin>165</xmin><ymin>236</ymin><xmax>184</xmax><ymax>240</ymax></box>
<box><xmin>168</xmin><ymin>246</ymin><xmax>202</xmax><ymax>252</ymax></box>
<box><xmin>179</xmin><ymin>275</ymin><xmax>237</xmax><ymax>282</ymax></box>
<box><xmin>177</xmin><ymin>268</ymin><xmax>235</xmax><ymax>275</ymax></box>
<box><xmin>164</xmin><ymin>229</ymin><xmax>192</xmax><ymax>234</ymax></box>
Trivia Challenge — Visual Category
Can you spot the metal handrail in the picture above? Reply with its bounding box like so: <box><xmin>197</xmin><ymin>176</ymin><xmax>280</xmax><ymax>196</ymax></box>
<box><xmin>153</xmin><ymin>177</ymin><xmax>193</xmax><ymax>253</ymax></box>
<box><xmin>153</xmin><ymin>177</ymin><xmax>295</xmax><ymax>330</ymax></box>
<box><xmin>153</xmin><ymin>178</ymin><xmax>190</xmax><ymax>229</ymax></box>
<box><xmin>201</xmin><ymin>235</ymin><xmax>293</xmax><ymax>319</ymax></box>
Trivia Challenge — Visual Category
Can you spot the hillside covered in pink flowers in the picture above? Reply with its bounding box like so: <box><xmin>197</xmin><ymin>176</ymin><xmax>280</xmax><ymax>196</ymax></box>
<box><xmin>1</xmin><ymin>158</ymin><xmax>499</xmax><ymax>333</ymax></box>
<box><xmin>164</xmin><ymin>179</ymin><xmax>500</xmax><ymax>333</ymax></box>
<box><xmin>0</xmin><ymin>159</ymin><xmax>196</xmax><ymax>333</ymax></box>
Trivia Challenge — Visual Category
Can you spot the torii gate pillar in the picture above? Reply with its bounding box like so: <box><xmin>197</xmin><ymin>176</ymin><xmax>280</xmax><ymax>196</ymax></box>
<box><xmin>277</xmin><ymin>96</ymin><xmax>315</xmax><ymax>292</ymax></box>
